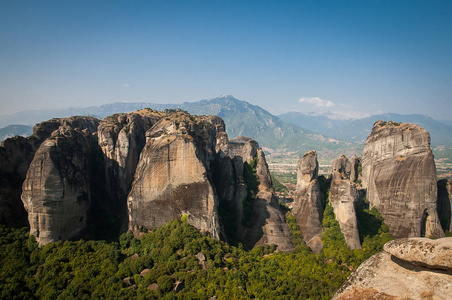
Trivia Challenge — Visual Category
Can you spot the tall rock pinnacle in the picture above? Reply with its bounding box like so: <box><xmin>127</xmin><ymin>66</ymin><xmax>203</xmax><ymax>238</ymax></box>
<box><xmin>362</xmin><ymin>120</ymin><xmax>444</xmax><ymax>238</ymax></box>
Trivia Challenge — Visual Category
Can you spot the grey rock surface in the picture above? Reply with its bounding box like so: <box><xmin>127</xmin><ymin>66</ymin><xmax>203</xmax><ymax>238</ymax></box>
<box><xmin>333</xmin><ymin>237</ymin><xmax>452</xmax><ymax>300</ymax></box>
<box><xmin>293</xmin><ymin>150</ymin><xmax>324</xmax><ymax>253</ymax></box>
<box><xmin>21</xmin><ymin>126</ymin><xmax>94</xmax><ymax>245</ymax></box>
<box><xmin>329</xmin><ymin>155</ymin><xmax>362</xmax><ymax>250</ymax></box>
<box><xmin>362</xmin><ymin>120</ymin><xmax>444</xmax><ymax>238</ymax></box>
<box><xmin>242</xmin><ymin>149</ymin><xmax>294</xmax><ymax>251</ymax></box>
<box><xmin>127</xmin><ymin>113</ymin><xmax>223</xmax><ymax>238</ymax></box>
<box><xmin>384</xmin><ymin>237</ymin><xmax>452</xmax><ymax>270</ymax></box>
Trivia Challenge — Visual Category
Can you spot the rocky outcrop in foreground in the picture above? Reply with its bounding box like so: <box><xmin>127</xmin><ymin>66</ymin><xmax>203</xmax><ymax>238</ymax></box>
<box><xmin>329</xmin><ymin>155</ymin><xmax>361</xmax><ymax>250</ymax></box>
<box><xmin>362</xmin><ymin>121</ymin><xmax>444</xmax><ymax>238</ymax></box>
<box><xmin>333</xmin><ymin>237</ymin><xmax>452</xmax><ymax>300</ymax></box>
<box><xmin>293</xmin><ymin>151</ymin><xmax>324</xmax><ymax>253</ymax></box>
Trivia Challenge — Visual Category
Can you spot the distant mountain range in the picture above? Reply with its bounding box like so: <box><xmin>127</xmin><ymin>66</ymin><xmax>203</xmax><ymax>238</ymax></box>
<box><xmin>278</xmin><ymin>112</ymin><xmax>452</xmax><ymax>147</ymax></box>
<box><xmin>0</xmin><ymin>124</ymin><xmax>33</xmax><ymax>142</ymax></box>
<box><xmin>1</xmin><ymin>95</ymin><xmax>451</xmax><ymax>162</ymax></box>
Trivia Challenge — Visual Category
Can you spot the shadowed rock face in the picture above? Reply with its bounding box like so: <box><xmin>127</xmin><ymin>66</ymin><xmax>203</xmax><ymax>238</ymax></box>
<box><xmin>127</xmin><ymin>114</ymin><xmax>223</xmax><ymax>238</ymax></box>
<box><xmin>437</xmin><ymin>179</ymin><xmax>452</xmax><ymax>232</ymax></box>
<box><xmin>329</xmin><ymin>155</ymin><xmax>362</xmax><ymax>250</ymax></box>
<box><xmin>293</xmin><ymin>150</ymin><xmax>324</xmax><ymax>253</ymax></box>
<box><xmin>349</xmin><ymin>155</ymin><xmax>360</xmax><ymax>183</ymax></box>
<box><xmin>333</xmin><ymin>237</ymin><xmax>452</xmax><ymax>300</ymax></box>
<box><xmin>0</xmin><ymin>136</ymin><xmax>38</xmax><ymax>225</ymax></box>
<box><xmin>22</xmin><ymin>126</ymin><xmax>94</xmax><ymax>245</ymax></box>
<box><xmin>97</xmin><ymin>110</ymin><xmax>163</xmax><ymax>226</ymax></box>
<box><xmin>242</xmin><ymin>149</ymin><xmax>294</xmax><ymax>252</ymax></box>
<box><xmin>362</xmin><ymin>120</ymin><xmax>444</xmax><ymax>239</ymax></box>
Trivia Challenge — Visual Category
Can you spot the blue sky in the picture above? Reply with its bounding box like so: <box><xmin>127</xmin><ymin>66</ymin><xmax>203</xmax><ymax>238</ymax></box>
<box><xmin>1</xmin><ymin>0</ymin><xmax>451</xmax><ymax>120</ymax></box>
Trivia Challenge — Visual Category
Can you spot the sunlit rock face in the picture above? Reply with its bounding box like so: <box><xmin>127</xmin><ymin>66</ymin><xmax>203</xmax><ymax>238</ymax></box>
<box><xmin>21</xmin><ymin>126</ymin><xmax>95</xmax><ymax>245</ymax></box>
<box><xmin>293</xmin><ymin>150</ymin><xmax>324</xmax><ymax>253</ymax></box>
<box><xmin>127</xmin><ymin>113</ymin><xmax>224</xmax><ymax>239</ymax></box>
<box><xmin>328</xmin><ymin>155</ymin><xmax>361</xmax><ymax>250</ymax></box>
<box><xmin>362</xmin><ymin>120</ymin><xmax>444</xmax><ymax>239</ymax></box>
<box><xmin>333</xmin><ymin>237</ymin><xmax>452</xmax><ymax>300</ymax></box>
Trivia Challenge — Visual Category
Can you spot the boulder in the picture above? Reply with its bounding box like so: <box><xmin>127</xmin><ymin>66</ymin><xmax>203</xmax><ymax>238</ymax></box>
<box><xmin>383</xmin><ymin>237</ymin><xmax>452</xmax><ymax>270</ymax></box>
<box><xmin>293</xmin><ymin>150</ymin><xmax>324</xmax><ymax>253</ymax></box>
<box><xmin>333</xmin><ymin>237</ymin><xmax>452</xmax><ymax>300</ymax></box>
<box><xmin>362</xmin><ymin>121</ymin><xmax>444</xmax><ymax>238</ymax></box>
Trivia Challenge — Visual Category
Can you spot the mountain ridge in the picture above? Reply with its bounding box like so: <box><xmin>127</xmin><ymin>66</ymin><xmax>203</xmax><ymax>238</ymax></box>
<box><xmin>278</xmin><ymin>111</ymin><xmax>452</xmax><ymax>147</ymax></box>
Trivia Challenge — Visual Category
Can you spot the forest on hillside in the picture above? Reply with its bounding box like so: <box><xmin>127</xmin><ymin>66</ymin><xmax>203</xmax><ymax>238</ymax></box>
<box><xmin>0</xmin><ymin>191</ymin><xmax>392</xmax><ymax>300</ymax></box>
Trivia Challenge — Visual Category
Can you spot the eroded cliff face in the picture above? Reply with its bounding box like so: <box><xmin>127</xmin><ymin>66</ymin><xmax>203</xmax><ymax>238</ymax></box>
<box><xmin>437</xmin><ymin>179</ymin><xmax>452</xmax><ymax>232</ymax></box>
<box><xmin>293</xmin><ymin>150</ymin><xmax>324</xmax><ymax>253</ymax></box>
<box><xmin>333</xmin><ymin>237</ymin><xmax>452</xmax><ymax>300</ymax></box>
<box><xmin>21</xmin><ymin>126</ymin><xmax>94</xmax><ymax>245</ymax></box>
<box><xmin>0</xmin><ymin>116</ymin><xmax>100</xmax><ymax>226</ymax></box>
<box><xmin>242</xmin><ymin>149</ymin><xmax>294</xmax><ymax>252</ymax></box>
<box><xmin>97</xmin><ymin>109</ymin><xmax>164</xmax><ymax>225</ymax></box>
<box><xmin>127</xmin><ymin>113</ymin><xmax>223</xmax><ymax>238</ymax></box>
<box><xmin>329</xmin><ymin>155</ymin><xmax>362</xmax><ymax>250</ymax></box>
<box><xmin>362</xmin><ymin>121</ymin><xmax>444</xmax><ymax>238</ymax></box>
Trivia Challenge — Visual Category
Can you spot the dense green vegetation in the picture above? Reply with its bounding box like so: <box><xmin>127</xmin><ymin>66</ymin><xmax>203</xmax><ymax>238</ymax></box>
<box><xmin>0</xmin><ymin>196</ymin><xmax>392</xmax><ymax>300</ymax></box>
<box><xmin>271</xmin><ymin>175</ymin><xmax>289</xmax><ymax>194</ymax></box>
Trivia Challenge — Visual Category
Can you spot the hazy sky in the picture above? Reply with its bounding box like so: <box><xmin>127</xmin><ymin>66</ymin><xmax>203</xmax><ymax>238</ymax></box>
<box><xmin>1</xmin><ymin>1</ymin><xmax>451</xmax><ymax>120</ymax></box>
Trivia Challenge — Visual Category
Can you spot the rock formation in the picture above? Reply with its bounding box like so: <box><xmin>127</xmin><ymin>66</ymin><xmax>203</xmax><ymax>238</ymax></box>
<box><xmin>228</xmin><ymin>136</ymin><xmax>258</xmax><ymax>163</ymax></box>
<box><xmin>21</xmin><ymin>126</ymin><xmax>95</xmax><ymax>245</ymax></box>
<box><xmin>349</xmin><ymin>155</ymin><xmax>360</xmax><ymax>183</ymax></box>
<box><xmin>362</xmin><ymin>120</ymin><xmax>444</xmax><ymax>238</ymax></box>
<box><xmin>328</xmin><ymin>155</ymin><xmax>362</xmax><ymax>250</ymax></box>
<box><xmin>0</xmin><ymin>116</ymin><xmax>99</xmax><ymax>226</ymax></box>
<box><xmin>333</xmin><ymin>237</ymin><xmax>452</xmax><ymax>300</ymax></box>
<box><xmin>97</xmin><ymin>109</ymin><xmax>163</xmax><ymax>226</ymax></box>
<box><xmin>0</xmin><ymin>136</ymin><xmax>38</xmax><ymax>225</ymax></box>
<box><xmin>293</xmin><ymin>150</ymin><xmax>324</xmax><ymax>253</ymax></box>
<box><xmin>127</xmin><ymin>113</ymin><xmax>223</xmax><ymax>238</ymax></box>
<box><xmin>242</xmin><ymin>149</ymin><xmax>294</xmax><ymax>252</ymax></box>
<box><xmin>437</xmin><ymin>179</ymin><xmax>451</xmax><ymax>232</ymax></box>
